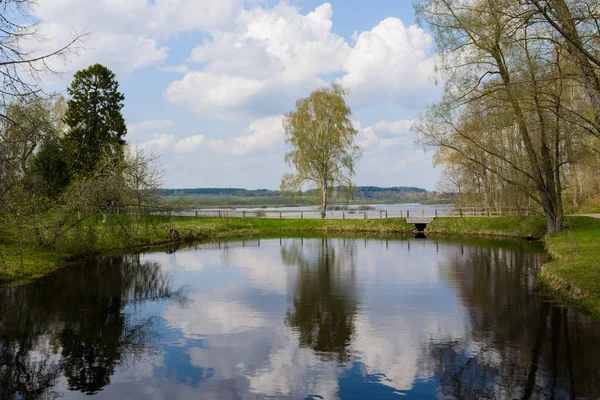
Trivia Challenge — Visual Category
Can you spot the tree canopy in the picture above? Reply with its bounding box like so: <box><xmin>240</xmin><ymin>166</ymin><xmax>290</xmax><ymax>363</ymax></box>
<box><xmin>281</xmin><ymin>84</ymin><xmax>362</xmax><ymax>218</ymax></box>
<box><xmin>63</xmin><ymin>64</ymin><xmax>127</xmax><ymax>176</ymax></box>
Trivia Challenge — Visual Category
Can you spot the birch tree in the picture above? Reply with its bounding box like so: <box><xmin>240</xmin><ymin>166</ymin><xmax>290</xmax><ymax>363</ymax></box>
<box><xmin>281</xmin><ymin>85</ymin><xmax>361</xmax><ymax>219</ymax></box>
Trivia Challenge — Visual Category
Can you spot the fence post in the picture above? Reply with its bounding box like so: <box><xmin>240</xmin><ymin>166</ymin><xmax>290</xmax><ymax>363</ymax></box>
<box><xmin>407</xmin><ymin>210</ymin><xmax>410</xmax><ymax>218</ymax></box>
<box><xmin>459</xmin><ymin>208</ymin><xmax>463</xmax><ymax>217</ymax></box>
<box><xmin>257</xmin><ymin>211</ymin><xmax>260</xmax><ymax>219</ymax></box>
<box><xmin>422</xmin><ymin>208</ymin><xmax>425</xmax><ymax>217</ymax></box>
<box><xmin>386</xmin><ymin>210</ymin><xmax>388</xmax><ymax>219</ymax></box>
<box><xmin>435</xmin><ymin>209</ymin><xmax>438</xmax><ymax>218</ymax></box>
<box><xmin>301</xmin><ymin>212</ymin><xmax>303</xmax><ymax>219</ymax></box>
<box><xmin>280</xmin><ymin>212</ymin><xmax>282</xmax><ymax>219</ymax></box>
<box><xmin>219</xmin><ymin>210</ymin><xmax>221</xmax><ymax>218</ymax></box>
<box><xmin>195</xmin><ymin>211</ymin><xmax>198</xmax><ymax>217</ymax></box>
<box><xmin>243</xmin><ymin>211</ymin><xmax>245</xmax><ymax>218</ymax></box>
<box><xmin>343</xmin><ymin>211</ymin><xmax>345</xmax><ymax>220</ymax></box>
<box><xmin>364</xmin><ymin>211</ymin><xmax>367</xmax><ymax>219</ymax></box>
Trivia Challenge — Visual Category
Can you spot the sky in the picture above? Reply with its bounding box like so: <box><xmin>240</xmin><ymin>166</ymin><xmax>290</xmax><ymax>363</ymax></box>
<box><xmin>32</xmin><ymin>0</ymin><xmax>443</xmax><ymax>190</ymax></box>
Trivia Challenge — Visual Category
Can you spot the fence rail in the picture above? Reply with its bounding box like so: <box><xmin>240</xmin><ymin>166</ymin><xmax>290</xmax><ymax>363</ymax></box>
<box><xmin>185</xmin><ymin>207</ymin><xmax>537</xmax><ymax>220</ymax></box>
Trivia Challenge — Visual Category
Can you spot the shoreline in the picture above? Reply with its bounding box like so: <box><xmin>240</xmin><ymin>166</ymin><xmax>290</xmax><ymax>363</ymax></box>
<box><xmin>1</xmin><ymin>216</ymin><xmax>599</xmax><ymax>317</ymax></box>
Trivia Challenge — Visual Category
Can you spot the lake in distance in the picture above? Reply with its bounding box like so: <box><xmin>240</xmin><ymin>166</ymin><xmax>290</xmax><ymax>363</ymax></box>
<box><xmin>1</xmin><ymin>236</ymin><xmax>599</xmax><ymax>399</ymax></box>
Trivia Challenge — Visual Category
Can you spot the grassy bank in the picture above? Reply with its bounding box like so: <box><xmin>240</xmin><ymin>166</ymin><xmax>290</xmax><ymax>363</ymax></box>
<box><xmin>540</xmin><ymin>217</ymin><xmax>600</xmax><ymax>317</ymax></box>
<box><xmin>0</xmin><ymin>245</ymin><xmax>68</xmax><ymax>283</ymax></box>
<box><xmin>426</xmin><ymin>216</ymin><xmax>547</xmax><ymax>239</ymax></box>
<box><xmin>0</xmin><ymin>216</ymin><xmax>414</xmax><ymax>282</ymax></box>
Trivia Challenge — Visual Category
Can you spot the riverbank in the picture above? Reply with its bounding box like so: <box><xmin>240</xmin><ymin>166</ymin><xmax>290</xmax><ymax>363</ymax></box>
<box><xmin>0</xmin><ymin>217</ymin><xmax>414</xmax><ymax>282</ymax></box>
<box><xmin>539</xmin><ymin>216</ymin><xmax>600</xmax><ymax>317</ymax></box>
<box><xmin>425</xmin><ymin>216</ymin><xmax>547</xmax><ymax>239</ymax></box>
<box><xmin>2</xmin><ymin>215</ymin><xmax>599</xmax><ymax>317</ymax></box>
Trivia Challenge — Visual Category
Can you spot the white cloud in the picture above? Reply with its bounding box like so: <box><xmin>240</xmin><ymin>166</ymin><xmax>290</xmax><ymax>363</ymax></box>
<box><xmin>374</xmin><ymin>120</ymin><xmax>415</xmax><ymax>136</ymax></box>
<box><xmin>164</xmin><ymin>4</ymin><xmax>437</xmax><ymax>118</ymax></box>
<box><xmin>165</xmin><ymin>3</ymin><xmax>350</xmax><ymax>118</ymax></box>
<box><xmin>175</xmin><ymin>115</ymin><xmax>284</xmax><ymax>155</ymax></box>
<box><xmin>139</xmin><ymin>134</ymin><xmax>175</xmax><ymax>151</ymax></box>
<box><xmin>28</xmin><ymin>0</ymin><xmax>244</xmax><ymax>76</ymax></box>
<box><xmin>175</xmin><ymin>135</ymin><xmax>206</xmax><ymax>153</ymax></box>
<box><xmin>356</xmin><ymin>119</ymin><xmax>415</xmax><ymax>150</ymax></box>
<box><xmin>165</xmin><ymin>72</ymin><xmax>267</xmax><ymax>117</ymax></box>
<box><xmin>128</xmin><ymin>119</ymin><xmax>174</xmax><ymax>135</ymax></box>
<box><xmin>338</xmin><ymin>18</ymin><xmax>436</xmax><ymax>105</ymax></box>
<box><xmin>34</xmin><ymin>0</ymin><xmax>242</xmax><ymax>35</ymax></box>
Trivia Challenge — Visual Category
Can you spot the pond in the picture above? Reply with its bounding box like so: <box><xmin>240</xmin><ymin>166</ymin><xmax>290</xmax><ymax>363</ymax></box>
<box><xmin>1</xmin><ymin>236</ymin><xmax>599</xmax><ymax>399</ymax></box>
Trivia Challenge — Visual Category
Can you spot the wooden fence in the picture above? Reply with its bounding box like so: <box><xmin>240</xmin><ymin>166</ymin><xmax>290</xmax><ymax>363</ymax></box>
<box><xmin>188</xmin><ymin>207</ymin><xmax>537</xmax><ymax>220</ymax></box>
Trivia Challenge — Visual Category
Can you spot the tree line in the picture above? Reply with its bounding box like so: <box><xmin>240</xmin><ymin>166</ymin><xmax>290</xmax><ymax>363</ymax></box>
<box><xmin>0</xmin><ymin>0</ymin><xmax>163</xmax><ymax>266</ymax></box>
<box><xmin>163</xmin><ymin>186</ymin><xmax>431</xmax><ymax>199</ymax></box>
<box><xmin>413</xmin><ymin>0</ymin><xmax>600</xmax><ymax>233</ymax></box>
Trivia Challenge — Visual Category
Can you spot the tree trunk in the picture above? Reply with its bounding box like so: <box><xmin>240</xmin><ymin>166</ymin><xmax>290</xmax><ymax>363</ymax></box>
<box><xmin>494</xmin><ymin>49</ymin><xmax>564</xmax><ymax>233</ymax></box>
<box><xmin>544</xmin><ymin>205</ymin><xmax>564</xmax><ymax>234</ymax></box>
<box><xmin>321</xmin><ymin>182</ymin><xmax>328</xmax><ymax>219</ymax></box>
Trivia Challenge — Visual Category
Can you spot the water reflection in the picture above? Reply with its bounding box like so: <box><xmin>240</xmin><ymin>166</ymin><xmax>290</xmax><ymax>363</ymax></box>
<box><xmin>282</xmin><ymin>238</ymin><xmax>358</xmax><ymax>362</ymax></box>
<box><xmin>427</xmin><ymin>245</ymin><xmax>600</xmax><ymax>399</ymax></box>
<box><xmin>0</xmin><ymin>255</ymin><xmax>184</xmax><ymax>399</ymax></box>
<box><xmin>1</xmin><ymin>237</ymin><xmax>600</xmax><ymax>399</ymax></box>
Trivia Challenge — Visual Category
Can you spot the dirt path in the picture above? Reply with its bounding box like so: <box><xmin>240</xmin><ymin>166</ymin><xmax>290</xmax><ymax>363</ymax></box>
<box><xmin>577</xmin><ymin>214</ymin><xmax>600</xmax><ymax>219</ymax></box>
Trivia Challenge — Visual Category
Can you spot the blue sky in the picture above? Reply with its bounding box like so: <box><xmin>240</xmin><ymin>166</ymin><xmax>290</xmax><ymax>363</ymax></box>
<box><xmin>33</xmin><ymin>0</ymin><xmax>442</xmax><ymax>190</ymax></box>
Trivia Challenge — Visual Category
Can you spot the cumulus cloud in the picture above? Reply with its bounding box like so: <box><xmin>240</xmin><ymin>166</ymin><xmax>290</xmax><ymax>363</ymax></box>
<box><xmin>164</xmin><ymin>3</ymin><xmax>437</xmax><ymax>118</ymax></box>
<box><xmin>139</xmin><ymin>134</ymin><xmax>176</xmax><ymax>151</ymax></box>
<box><xmin>356</xmin><ymin>119</ymin><xmax>415</xmax><ymax>150</ymax></box>
<box><xmin>128</xmin><ymin>119</ymin><xmax>174</xmax><ymax>135</ymax></box>
<box><xmin>27</xmin><ymin>0</ymin><xmax>244</xmax><ymax>75</ymax></box>
<box><xmin>175</xmin><ymin>135</ymin><xmax>206</xmax><ymax>153</ymax></box>
<box><xmin>165</xmin><ymin>3</ymin><xmax>350</xmax><ymax>117</ymax></box>
<box><xmin>175</xmin><ymin>115</ymin><xmax>284</xmax><ymax>155</ymax></box>
<box><xmin>338</xmin><ymin>18</ymin><xmax>436</xmax><ymax>105</ymax></box>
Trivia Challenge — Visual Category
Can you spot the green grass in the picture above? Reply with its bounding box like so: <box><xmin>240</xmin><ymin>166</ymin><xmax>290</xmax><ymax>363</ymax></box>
<box><xmin>426</xmin><ymin>216</ymin><xmax>547</xmax><ymax>239</ymax></box>
<box><xmin>540</xmin><ymin>216</ymin><xmax>600</xmax><ymax>317</ymax></box>
<box><xmin>0</xmin><ymin>245</ymin><xmax>68</xmax><ymax>283</ymax></box>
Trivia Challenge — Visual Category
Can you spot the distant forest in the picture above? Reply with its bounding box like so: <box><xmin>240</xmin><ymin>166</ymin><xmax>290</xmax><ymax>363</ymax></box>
<box><xmin>162</xmin><ymin>186</ymin><xmax>440</xmax><ymax>203</ymax></box>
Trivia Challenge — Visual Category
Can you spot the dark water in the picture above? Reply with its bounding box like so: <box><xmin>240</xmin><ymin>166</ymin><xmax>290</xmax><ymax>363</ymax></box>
<box><xmin>1</xmin><ymin>236</ymin><xmax>599</xmax><ymax>400</ymax></box>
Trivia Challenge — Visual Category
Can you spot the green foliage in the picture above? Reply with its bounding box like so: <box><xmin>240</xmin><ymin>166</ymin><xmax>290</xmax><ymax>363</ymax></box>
<box><xmin>281</xmin><ymin>84</ymin><xmax>361</xmax><ymax>218</ymax></box>
<box><xmin>63</xmin><ymin>64</ymin><xmax>127</xmax><ymax>176</ymax></box>
<box><xmin>30</xmin><ymin>134</ymin><xmax>70</xmax><ymax>198</ymax></box>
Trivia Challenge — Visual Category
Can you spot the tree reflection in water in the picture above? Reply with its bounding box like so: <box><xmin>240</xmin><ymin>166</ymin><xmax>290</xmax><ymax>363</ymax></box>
<box><xmin>282</xmin><ymin>237</ymin><xmax>359</xmax><ymax>363</ymax></box>
<box><xmin>0</xmin><ymin>254</ymin><xmax>186</xmax><ymax>399</ymax></box>
<box><xmin>425</xmin><ymin>244</ymin><xmax>600</xmax><ymax>399</ymax></box>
